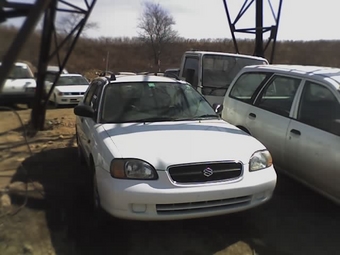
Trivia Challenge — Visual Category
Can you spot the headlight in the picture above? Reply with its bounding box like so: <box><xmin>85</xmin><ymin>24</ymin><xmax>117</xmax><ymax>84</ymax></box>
<box><xmin>249</xmin><ymin>150</ymin><xmax>273</xmax><ymax>171</ymax></box>
<box><xmin>110</xmin><ymin>159</ymin><xmax>158</xmax><ymax>180</ymax></box>
<box><xmin>25</xmin><ymin>87</ymin><xmax>35</xmax><ymax>93</ymax></box>
<box><xmin>58</xmin><ymin>92</ymin><xmax>71</xmax><ymax>96</ymax></box>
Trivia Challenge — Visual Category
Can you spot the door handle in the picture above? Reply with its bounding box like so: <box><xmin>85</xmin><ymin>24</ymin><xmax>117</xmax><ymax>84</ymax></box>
<box><xmin>248</xmin><ymin>113</ymin><xmax>256</xmax><ymax>119</ymax></box>
<box><xmin>290</xmin><ymin>129</ymin><xmax>301</xmax><ymax>136</ymax></box>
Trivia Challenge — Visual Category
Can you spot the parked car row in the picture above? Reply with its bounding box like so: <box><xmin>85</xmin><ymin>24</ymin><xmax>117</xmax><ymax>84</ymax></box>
<box><xmin>0</xmin><ymin>62</ymin><xmax>89</xmax><ymax>108</ymax></box>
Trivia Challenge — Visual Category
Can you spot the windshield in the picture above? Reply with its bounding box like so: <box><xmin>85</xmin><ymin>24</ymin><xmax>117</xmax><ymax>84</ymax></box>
<box><xmin>101</xmin><ymin>82</ymin><xmax>218</xmax><ymax>123</ymax></box>
<box><xmin>56</xmin><ymin>76</ymin><xmax>89</xmax><ymax>86</ymax></box>
<box><xmin>7</xmin><ymin>65</ymin><xmax>33</xmax><ymax>79</ymax></box>
<box><xmin>202</xmin><ymin>54</ymin><xmax>267</xmax><ymax>96</ymax></box>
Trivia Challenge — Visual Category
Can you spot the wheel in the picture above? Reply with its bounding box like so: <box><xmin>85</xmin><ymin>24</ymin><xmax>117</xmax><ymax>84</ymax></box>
<box><xmin>26</xmin><ymin>101</ymin><xmax>33</xmax><ymax>109</ymax></box>
<box><xmin>53</xmin><ymin>94</ymin><xmax>59</xmax><ymax>108</ymax></box>
<box><xmin>90</xmin><ymin>163</ymin><xmax>109</xmax><ymax>228</ymax></box>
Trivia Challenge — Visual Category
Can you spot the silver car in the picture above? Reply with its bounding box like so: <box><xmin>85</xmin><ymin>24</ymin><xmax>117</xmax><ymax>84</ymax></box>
<box><xmin>220</xmin><ymin>65</ymin><xmax>340</xmax><ymax>204</ymax></box>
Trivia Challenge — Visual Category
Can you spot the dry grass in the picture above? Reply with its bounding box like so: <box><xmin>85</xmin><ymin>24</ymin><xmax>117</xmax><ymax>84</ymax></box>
<box><xmin>1</xmin><ymin>25</ymin><xmax>340</xmax><ymax>79</ymax></box>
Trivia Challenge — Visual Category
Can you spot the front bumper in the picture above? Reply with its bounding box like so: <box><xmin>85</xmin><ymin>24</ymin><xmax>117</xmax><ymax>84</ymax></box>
<box><xmin>55</xmin><ymin>95</ymin><xmax>84</xmax><ymax>105</ymax></box>
<box><xmin>96</xmin><ymin>165</ymin><xmax>277</xmax><ymax>221</ymax></box>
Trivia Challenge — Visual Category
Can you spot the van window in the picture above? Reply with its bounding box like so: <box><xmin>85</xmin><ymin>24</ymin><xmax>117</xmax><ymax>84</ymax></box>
<box><xmin>298</xmin><ymin>81</ymin><xmax>340</xmax><ymax>136</ymax></box>
<box><xmin>182</xmin><ymin>57</ymin><xmax>199</xmax><ymax>89</ymax></box>
<box><xmin>256</xmin><ymin>76</ymin><xmax>301</xmax><ymax>117</ymax></box>
<box><xmin>229</xmin><ymin>72</ymin><xmax>269</xmax><ymax>103</ymax></box>
<box><xmin>202</xmin><ymin>55</ymin><xmax>267</xmax><ymax>96</ymax></box>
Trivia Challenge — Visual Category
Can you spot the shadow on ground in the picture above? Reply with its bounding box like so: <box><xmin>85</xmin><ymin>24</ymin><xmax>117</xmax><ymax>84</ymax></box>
<box><xmin>8</xmin><ymin>146</ymin><xmax>340</xmax><ymax>255</ymax></box>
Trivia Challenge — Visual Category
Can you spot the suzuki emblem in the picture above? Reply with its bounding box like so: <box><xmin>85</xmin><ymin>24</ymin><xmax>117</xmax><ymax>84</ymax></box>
<box><xmin>203</xmin><ymin>167</ymin><xmax>214</xmax><ymax>177</ymax></box>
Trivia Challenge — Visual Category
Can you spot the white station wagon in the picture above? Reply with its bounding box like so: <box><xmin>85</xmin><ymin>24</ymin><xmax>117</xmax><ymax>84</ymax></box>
<box><xmin>74</xmin><ymin>74</ymin><xmax>277</xmax><ymax>221</ymax></box>
<box><xmin>220</xmin><ymin>65</ymin><xmax>340</xmax><ymax>204</ymax></box>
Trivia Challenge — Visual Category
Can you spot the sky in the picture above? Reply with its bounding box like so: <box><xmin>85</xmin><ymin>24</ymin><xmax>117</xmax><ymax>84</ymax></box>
<box><xmin>3</xmin><ymin>0</ymin><xmax>340</xmax><ymax>41</ymax></box>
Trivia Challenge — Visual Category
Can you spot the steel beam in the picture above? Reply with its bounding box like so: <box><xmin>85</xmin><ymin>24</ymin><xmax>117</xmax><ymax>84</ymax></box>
<box><xmin>223</xmin><ymin>0</ymin><xmax>283</xmax><ymax>63</ymax></box>
<box><xmin>0</xmin><ymin>0</ymin><xmax>51</xmax><ymax>92</ymax></box>
<box><xmin>0</xmin><ymin>0</ymin><xmax>97</xmax><ymax>135</ymax></box>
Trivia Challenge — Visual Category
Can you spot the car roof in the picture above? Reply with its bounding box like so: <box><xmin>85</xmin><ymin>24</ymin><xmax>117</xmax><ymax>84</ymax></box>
<box><xmin>59</xmin><ymin>73</ymin><xmax>83</xmax><ymax>77</ymax></box>
<box><xmin>108</xmin><ymin>74</ymin><xmax>186</xmax><ymax>84</ymax></box>
<box><xmin>0</xmin><ymin>62</ymin><xmax>29</xmax><ymax>67</ymax></box>
<box><xmin>184</xmin><ymin>50</ymin><xmax>268</xmax><ymax>62</ymax></box>
<box><xmin>242</xmin><ymin>64</ymin><xmax>340</xmax><ymax>89</ymax></box>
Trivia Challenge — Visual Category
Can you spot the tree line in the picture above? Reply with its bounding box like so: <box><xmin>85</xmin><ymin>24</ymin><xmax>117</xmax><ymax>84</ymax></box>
<box><xmin>1</xmin><ymin>2</ymin><xmax>340</xmax><ymax>80</ymax></box>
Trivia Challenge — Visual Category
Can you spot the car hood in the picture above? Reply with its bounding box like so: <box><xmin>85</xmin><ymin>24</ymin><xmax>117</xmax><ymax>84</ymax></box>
<box><xmin>103</xmin><ymin>120</ymin><xmax>267</xmax><ymax>170</ymax></box>
<box><xmin>55</xmin><ymin>85</ymin><xmax>89</xmax><ymax>93</ymax></box>
<box><xmin>2</xmin><ymin>78</ymin><xmax>36</xmax><ymax>93</ymax></box>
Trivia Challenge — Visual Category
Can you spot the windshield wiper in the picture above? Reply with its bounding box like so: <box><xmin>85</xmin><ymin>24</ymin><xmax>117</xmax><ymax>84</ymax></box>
<box><xmin>192</xmin><ymin>114</ymin><xmax>220</xmax><ymax>119</ymax></box>
<box><xmin>132</xmin><ymin>117</ymin><xmax>177</xmax><ymax>123</ymax></box>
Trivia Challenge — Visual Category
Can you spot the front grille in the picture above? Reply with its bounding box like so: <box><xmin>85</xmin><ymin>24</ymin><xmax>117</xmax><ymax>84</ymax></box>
<box><xmin>156</xmin><ymin>196</ymin><xmax>251</xmax><ymax>215</ymax></box>
<box><xmin>70</xmin><ymin>92</ymin><xmax>84</xmax><ymax>95</ymax></box>
<box><xmin>168</xmin><ymin>162</ymin><xmax>242</xmax><ymax>184</ymax></box>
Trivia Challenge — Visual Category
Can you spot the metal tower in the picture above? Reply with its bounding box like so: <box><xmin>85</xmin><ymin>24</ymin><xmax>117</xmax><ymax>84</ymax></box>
<box><xmin>0</xmin><ymin>0</ymin><xmax>97</xmax><ymax>135</ymax></box>
<box><xmin>223</xmin><ymin>0</ymin><xmax>283</xmax><ymax>63</ymax></box>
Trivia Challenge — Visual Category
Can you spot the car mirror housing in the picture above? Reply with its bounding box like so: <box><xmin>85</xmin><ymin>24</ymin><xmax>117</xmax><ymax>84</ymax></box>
<box><xmin>212</xmin><ymin>103</ymin><xmax>223</xmax><ymax>114</ymax></box>
<box><xmin>74</xmin><ymin>104</ymin><xmax>94</xmax><ymax>118</ymax></box>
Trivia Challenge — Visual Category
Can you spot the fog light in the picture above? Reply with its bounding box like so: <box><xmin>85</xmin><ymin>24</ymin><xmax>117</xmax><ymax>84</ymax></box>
<box><xmin>254</xmin><ymin>192</ymin><xmax>265</xmax><ymax>200</ymax></box>
<box><xmin>131</xmin><ymin>204</ymin><xmax>147</xmax><ymax>213</ymax></box>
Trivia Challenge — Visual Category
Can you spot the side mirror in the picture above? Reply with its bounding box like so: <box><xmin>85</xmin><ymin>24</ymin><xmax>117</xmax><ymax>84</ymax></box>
<box><xmin>74</xmin><ymin>104</ymin><xmax>94</xmax><ymax>118</ymax></box>
<box><xmin>212</xmin><ymin>103</ymin><xmax>223</xmax><ymax>114</ymax></box>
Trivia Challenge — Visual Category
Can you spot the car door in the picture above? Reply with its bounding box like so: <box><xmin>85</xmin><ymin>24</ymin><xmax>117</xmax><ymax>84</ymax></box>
<box><xmin>285</xmin><ymin>80</ymin><xmax>340</xmax><ymax>201</ymax></box>
<box><xmin>77</xmin><ymin>80</ymin><xmax>101</xmax><ymax>158</ymax></box>
<box><xmin>245</xmin><ymin>75</ymin><xmax>302</xmax><ymax>168</ymax></box>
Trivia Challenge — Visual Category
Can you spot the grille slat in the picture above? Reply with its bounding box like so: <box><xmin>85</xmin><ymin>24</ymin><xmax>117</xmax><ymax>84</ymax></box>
<box><xmin>156</xmin><ymin>196</ymin><xmax>251</xmax><ymax>215</ymax></box>
<box><xmin>168</xmin><ymin>162</ymin><xmax>242</xmax><ymax>184</ymax></box>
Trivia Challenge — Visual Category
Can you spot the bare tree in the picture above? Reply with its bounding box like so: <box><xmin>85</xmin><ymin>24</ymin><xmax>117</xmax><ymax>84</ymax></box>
<box><xmin>137</xmin><ymin>2</ymin><xmax>178</xmax><ymax>71</ymax></box>
<box><xmin>57</xmin><ymin>12</ymin><xmax>99</xmax><ymax>37</ymax></box>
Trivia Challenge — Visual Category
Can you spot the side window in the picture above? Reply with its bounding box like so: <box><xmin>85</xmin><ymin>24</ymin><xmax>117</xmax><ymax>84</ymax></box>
<box><xmin>91</xmin><ymin>83</ymin><xmax>103</xmax><ymax>112</ymax></box>
<box><xmin>256</xmin><ymin>76</ymin><xmax>301</xmax><ymax>117</ymax></box>
<box><xmin>84</xmin><ymin>82</ymin><xmax>98</xmax><ymax>105</ymax></box>
<box><xmin>182</xmin><ymin>57</ymin><xmax>199</xmax><ymax>89</ymax></box>
<box><xmin>229</xmin><ymin>72</ymin><xmax>269</xmax><ymax>103</ymax></box>
<box><xmin>298</xmin><ymin>81</ymin><xmax>340</xmax><ymax>136</ymax></box>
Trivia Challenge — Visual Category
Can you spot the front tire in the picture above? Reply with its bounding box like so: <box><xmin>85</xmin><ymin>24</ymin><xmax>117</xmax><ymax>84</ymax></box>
<box><xmin>90</xmin><ymin>163</ymin><xmax>108</xmax><ymax>227</ymax></box>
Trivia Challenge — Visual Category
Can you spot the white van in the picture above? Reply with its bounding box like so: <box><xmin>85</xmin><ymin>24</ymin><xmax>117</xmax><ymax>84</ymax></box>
<box><xmin>178</xmin><ymin>50</ymin><xmax>269</xmax><ymax>106</ymax></box>
<box><xmin>220</xmin><ymin>64</ymin><xmax>340</xmax><ymax>204</ymax></box>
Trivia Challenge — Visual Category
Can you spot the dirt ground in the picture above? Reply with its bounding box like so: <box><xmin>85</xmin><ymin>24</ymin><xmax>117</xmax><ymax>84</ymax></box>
<box><xmin>0</xmin><ymin>105</ymin><xmax>339</xmax><ymax>255</ymax></box>
<box><xmin>0</xmin><ymin>106</ymin><xmax>78</xmax><ymax>255</ymax></box>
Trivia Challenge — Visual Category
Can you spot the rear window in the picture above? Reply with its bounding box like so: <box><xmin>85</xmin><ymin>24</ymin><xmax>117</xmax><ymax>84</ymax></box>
<box><xmin>7</xmin><ymin>65</ymin><xmax>33</xmax><ymax>79</ymax></box>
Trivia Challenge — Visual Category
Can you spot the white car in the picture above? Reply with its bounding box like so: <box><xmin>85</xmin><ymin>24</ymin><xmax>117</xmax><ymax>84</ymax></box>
<box><xmin>47</xmin><ymin>74</ymin><xmax>89</xmax><ymax>107</ymax></box>
<box><xmin>0</xmin><ymin>62</ymin><xmax>36</xmax><ymax>108</ymax></box>
<box><xmin>74</xmin><ymin>75</ymin><xmax>277</xmax><ymax>221</ymax></box>
<box><xmin>220</xmin><ymin>64</ymin><xmax>340</xmax><ymax>203</ymax></box>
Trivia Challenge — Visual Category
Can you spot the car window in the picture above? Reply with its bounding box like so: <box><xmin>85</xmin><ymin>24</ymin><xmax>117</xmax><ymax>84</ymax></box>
<box><xmin>182</xmin><ymin>57</ymin><xmax>199</xmax><ymax>89</ymax></box>
<box><xmin>56</xmin><ymin>76</ymin><xmax>89</xmax><ymax>86</ymax></box>
<box><xmin>298</xmin><ymin>81</ymin><xmax>340</xmax><ymax>136</ymax></box>
<box><xmin>101</xmin><ymin>82</ymin><xmax>217</xmax><ymax>123</ymax></box>
<box><xmin>84</xmin><ymin>81</ymin><xmax>98</xmax><ymax>105</ymax></box>
<box><xmin>7</xmin><ymin>65</ymin><xmax>33</xmax><ymax>79</ymax></box>
<box><xmin>229</xmin><ymin>72</ymin><xmax>269</xmax><ymax>103</ymax></box>
<box><xmin>256</xmin><ymin>76</ymin><xmax>301</xmax><ymax>117</ymax></box>
<box><xmin>202</xmin><ymin>55</ymin><xmax>267</xmax><ymax>96</ymax></box>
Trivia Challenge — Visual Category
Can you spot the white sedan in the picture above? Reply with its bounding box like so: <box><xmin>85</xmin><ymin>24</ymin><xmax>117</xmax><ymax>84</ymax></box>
<box><xmin>47</xmin><ymin>74</ymin><xmax>89</xmax><ymax>107</ymax></box>
<box><xmin>74</xmin><ymin>75</ymin><xmax>277</xmax><ymax>221</ymax></box>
